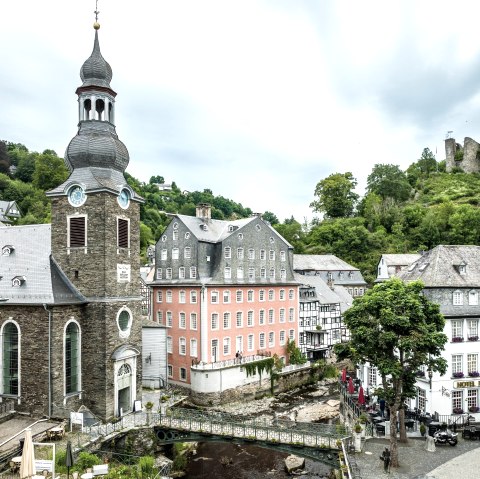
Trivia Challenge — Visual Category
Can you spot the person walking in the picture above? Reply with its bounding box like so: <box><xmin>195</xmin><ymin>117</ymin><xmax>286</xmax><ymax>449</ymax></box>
<box><xmin>380</xmin><ymin>447</ymin><xmax>390</xmax><ymax>473</ymax></box>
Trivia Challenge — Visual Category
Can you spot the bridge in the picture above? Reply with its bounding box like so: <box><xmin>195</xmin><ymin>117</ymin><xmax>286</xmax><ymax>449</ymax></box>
<box><xmin>84</xmin><ymin>407</ymin><xmax>348</xmax><ymax>467</ymax></box>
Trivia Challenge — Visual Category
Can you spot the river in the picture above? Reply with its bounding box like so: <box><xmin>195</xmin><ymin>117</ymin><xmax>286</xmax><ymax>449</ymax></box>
<box><xmin>184</xmin><ymin>441</ymin><xmax>333</xmax><ymax>478</ymax></box>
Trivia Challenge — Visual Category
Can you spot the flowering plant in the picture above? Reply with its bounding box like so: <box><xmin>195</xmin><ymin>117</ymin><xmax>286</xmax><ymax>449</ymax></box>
<box><xmin>468</xmin><ymin>371</ymin><xmax>480</xmax><ymax>377</ymax></box>
<box><xmin>452</xmin><ymin>372</ymin><xmax>464</xmax><ymax>378</ymax></box>
<box><xmin>415</xmin><ymin>370</ymin><xmax>425</xmax><ymax>377</ymax></box>
<box><xmin>469</xmin><ymin>406</ymin><xmax>479</xmax><ymax>413</ymax></box>
<box><xmin>452</xmin><ymin>337</ymin><xmax>464</xmax><ymax>342</ymax></box>
<box><xmin>468</xmin><ymin>336</ymin><xmax>479</xmax><ymax>341</ymax></box>
<box><xmin>452</xmin><ymin>407</ymin><xmax>463</xmax><ymax>414</ymax></box>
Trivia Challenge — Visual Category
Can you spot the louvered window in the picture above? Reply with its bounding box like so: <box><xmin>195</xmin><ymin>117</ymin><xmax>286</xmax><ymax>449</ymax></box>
<box><xmin>118</xmin><ymin>218</ymin><xmax>129</xmax><ymax>248</ymax></box>
<box><xmin>69</xmin><ymin>217</ymin><xmax>86</xmax><ymax>247</ymax></box>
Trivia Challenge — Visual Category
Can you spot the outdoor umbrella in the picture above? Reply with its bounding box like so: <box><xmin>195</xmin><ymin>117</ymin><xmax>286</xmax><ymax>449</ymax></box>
<box><xmin>348</xmin><ymin>377</ymin><xmax>355</xmax><ymax>394</ymax></box>
<box><xmin>358</xmin><ymin>386</ymin><xmax>365</xmax><ymax>405</ymax></box>
<box><xmin>65</xmin><ymin>440</ymin><xmax>74</xmax><ymax>479</ymax></box>
<box><xmin>341</xmin><ymin>368</ymin><xmax>347</xmax><ymax>382</ymax></box>
<box><xmin>19</xmin><ymin>428</ymin><xmax>36</xmax><ymax>479</ymax></box>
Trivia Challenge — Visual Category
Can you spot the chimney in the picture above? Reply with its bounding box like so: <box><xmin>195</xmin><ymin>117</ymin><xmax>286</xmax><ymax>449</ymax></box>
<box><xmin>196</xmin><ymin>203</ymin><xmax>211</xmax><ymax>220</ymax></box>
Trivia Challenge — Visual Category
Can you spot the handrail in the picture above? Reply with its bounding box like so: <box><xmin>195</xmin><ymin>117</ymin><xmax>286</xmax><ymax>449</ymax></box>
<box><xmin>0</xmin><ymin>418</ymin><xmax>49</xmax><ymax>449</ymax></box>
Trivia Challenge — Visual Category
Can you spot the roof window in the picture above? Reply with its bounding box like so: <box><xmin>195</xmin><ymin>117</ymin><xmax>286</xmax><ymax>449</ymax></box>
<box><xmin>2</xmin><ymin>245</ymin><xmax>14</xmax><ymax>256</ymax></box>
<box><xmin>12</xmin><ymin>276</ymin><xmax>26</xmax><ymax>287</ymax></box>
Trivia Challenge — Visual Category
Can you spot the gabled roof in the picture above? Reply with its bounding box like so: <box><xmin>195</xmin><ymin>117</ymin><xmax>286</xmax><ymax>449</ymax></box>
<box><xmin>0</xmin><ymin>224</ymin><xmax>86</xmax><ymax>305</ymax></box>
<box><xmin>293</xmin><ymin>254</ymin><xmax>360</xmax><ymax>271</ymax></box>
<box><xmin>399</xmin><ymin>245</ymin><xmax>480</xmax><ymax>287</ymax></box>
<box><xmin>294</xmin><ymin>272</ymin><xmax>353</xmax><ymax>312</ymax></box>
<box><xmin>175</xmin><ymin>214</ymin><xmax>289</xmax><ymax>245</ymax></box>
<box><xmin>380</xmin><ymin>253</ymin><xmax>422</xmax><ymax>266</ymax></box>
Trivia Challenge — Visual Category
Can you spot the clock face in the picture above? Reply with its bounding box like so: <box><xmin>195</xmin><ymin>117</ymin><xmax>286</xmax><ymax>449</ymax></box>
<box><xmin>68</xmin><ymin>186</ymin><xmax>86</xmax><ymax>207</ymax></box>
<box><xmin>118</xmin><ymin>188</ymin><xmax>130</xmax><ymax>209</ymax></box>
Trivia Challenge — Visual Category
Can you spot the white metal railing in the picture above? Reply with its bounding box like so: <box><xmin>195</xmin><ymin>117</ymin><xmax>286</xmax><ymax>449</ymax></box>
<box><xmin>191</xmin><ymin>354</ymin><xmax>265</xmax><ymax>370</ymax></box>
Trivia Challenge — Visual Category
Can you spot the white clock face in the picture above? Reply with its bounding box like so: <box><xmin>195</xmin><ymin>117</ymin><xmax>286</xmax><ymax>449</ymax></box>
<box><xmin>118</xmin><ymin>189</ymin><xmax>130</xmax><ymax>209</ymax></box>
<box><xmin>68</xmin><ymin>186</ymin><xmax>86</xmax><ymax>207</ymax></box>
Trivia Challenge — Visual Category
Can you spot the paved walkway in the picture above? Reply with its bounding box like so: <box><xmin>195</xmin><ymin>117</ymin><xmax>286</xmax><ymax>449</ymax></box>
<box><xmin>353</xmin><ymin>436</ymin><xmax>480</xmax><ymax>478</ymax></box>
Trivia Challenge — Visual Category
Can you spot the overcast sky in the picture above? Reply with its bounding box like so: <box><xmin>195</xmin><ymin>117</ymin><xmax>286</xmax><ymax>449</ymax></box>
<box><xmin>2</xmin><ymin>1</ymin><xmax>480</xmax><ymax>222</ymax></box>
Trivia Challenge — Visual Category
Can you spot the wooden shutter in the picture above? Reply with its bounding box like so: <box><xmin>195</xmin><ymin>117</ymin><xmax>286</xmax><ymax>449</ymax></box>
<box><xmin>69</xmin><ymin>217</ymin><xmax>86</xmax><ymax>247</ymax></box>
<box><xmin>118</xmin><ymin>218</ymin><xmax>129</xmax><ymax>248</ymax></box>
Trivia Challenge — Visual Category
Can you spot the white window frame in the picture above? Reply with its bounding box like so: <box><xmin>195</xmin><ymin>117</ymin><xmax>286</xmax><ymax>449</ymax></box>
<box><xmin>179</xmin><ymin>337</ymin><xmax>186</xmax><ymax>355</ymax></box>
<box><xmin>190</xmin><ymin>313</ymin><xmax>197</xmax><ymax>330</ymax></box>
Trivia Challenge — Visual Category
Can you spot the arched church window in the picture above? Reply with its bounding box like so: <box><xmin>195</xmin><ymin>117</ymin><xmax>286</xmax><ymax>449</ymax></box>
<box><xmin>84</xmin><ymin>99</ymin><xmax>92</xmax><ymax>120</ymax></box>
<box><xmin>2</xmin><ymin>322</ymin><xmax>19</xmax><ymax>395</ymax></box>
<box><xmin>65</xmin><ymin>322</ymin><xmax>80</xmax><ymax>394</ymax></box>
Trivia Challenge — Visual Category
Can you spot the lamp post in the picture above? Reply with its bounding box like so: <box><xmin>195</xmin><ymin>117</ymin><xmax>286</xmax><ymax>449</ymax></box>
<box><xmin>428</xmin><ymin>368</ymin><xmax>433</xmax><ymax>389</ymax></box>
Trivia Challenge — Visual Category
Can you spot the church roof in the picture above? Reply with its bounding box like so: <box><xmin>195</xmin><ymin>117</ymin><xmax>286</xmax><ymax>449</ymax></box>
<box><xmin>0</xmin><ymin>224</ymin><xmax>86</xmax><ymax>305</ymax></box>
<box><xmin>79</xmin><ymin>30</ymin><xmax>113</xmax><ymax>90</ymax></box>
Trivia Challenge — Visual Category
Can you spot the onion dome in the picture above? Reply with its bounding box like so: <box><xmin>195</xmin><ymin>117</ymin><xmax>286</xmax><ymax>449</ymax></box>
<box><xmin>65</xmin><ymin>122</ymin><xmax>129</xmax><ymax>173</ymax></box>
<box><xmin>79</xmin><ymin>29</ymin><xmax>113</xmax><ymax>89</ymax></box>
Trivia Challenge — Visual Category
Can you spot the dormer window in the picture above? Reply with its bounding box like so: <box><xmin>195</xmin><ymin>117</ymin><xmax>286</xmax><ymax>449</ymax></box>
<box><xmin>2</xmin><ymin>245</ymin><xmax>14</xmax><ymax>256</ymax></box>
<box><xmin>12</xmin><ymin>276</ymin><xmax>26</xmax><ymax>287</ymax></box>
<box><xmin>458</xmin><ymin>262</ymin><xmax>467</xmax><ymax>275</ymax></box>
<box><xmin>348</xmin><ymin>271</ymin><xmax>354</xmax><ymax>278</ymax></box>
<box><xmin>200</xmin><ymin>224</ymin><xmax>208</xmax><ymax>231</ymax></box>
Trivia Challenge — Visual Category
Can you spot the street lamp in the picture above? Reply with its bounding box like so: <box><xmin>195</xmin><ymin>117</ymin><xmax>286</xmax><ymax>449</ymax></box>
<box><xmin>428</xmin><ymin>368</ymin><xmax>433</xmax><ymax>389</ymax></box>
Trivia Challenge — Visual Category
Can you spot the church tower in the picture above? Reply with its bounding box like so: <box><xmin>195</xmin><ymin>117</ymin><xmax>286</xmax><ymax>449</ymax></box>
<box><xmin>47</xmin><ymin>19</ymin><xmax>143</xmax><ymax>420</ymax></box>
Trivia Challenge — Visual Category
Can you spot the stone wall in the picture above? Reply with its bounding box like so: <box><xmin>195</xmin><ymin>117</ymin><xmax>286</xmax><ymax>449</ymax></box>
<box><xmin>51</xmin><ymin>194</ymin><xmax>142</xmax><ymax>299</ymax></box>
<box><xmin>445</xmin><ymin>137</ymin><xmax>480</xmax><ymax>173</ymax></box>
<box><xmin>189</xmin><ymin>366</ymin><xmax>313</xmax><ymax>406</ymax></box>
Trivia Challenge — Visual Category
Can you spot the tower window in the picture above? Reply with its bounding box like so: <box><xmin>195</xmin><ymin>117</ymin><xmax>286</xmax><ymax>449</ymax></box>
<box><xmin>68</xmin><ymin>216</ymin><xmax>86</xmax><ymax>248</ymax></box>
<box><xmin>118</xmin><ymin>218</ymin><xmax>129</xmax><ymax>248</ymax></box>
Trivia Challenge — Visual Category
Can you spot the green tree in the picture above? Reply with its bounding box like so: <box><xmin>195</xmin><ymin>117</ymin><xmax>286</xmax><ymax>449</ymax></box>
<box><xmin>407</xmin><ymin>148</ymin><xmax>438</xmax><ymax>187</ymax></box>
<box><xmin>32</xmin><ymin>151</ymin><xmax>69</xmax><ymax>190</ymax></box>
<box><xmin>310</xmin><ymin>172</ymin><xmax>359</xmax><ymax>218</ymax></box>
<box><xmin>367</xmin><ymin>164</ymin><xmax>411</xmax><ymax>202</ymax></box>
<box><xmin>149</xmin><ymin>175</ymin><xmax>165</xmax><ymax>184</ymax></box>
<box><xmin>0</xmin><ymin>141</ymin><xmax>11</xmax><ymax>175</ymax></box>
<box><xmin>335</xmin><ymin>279</ymin><xmax>447</xmax><ymax>468</ymax></box>
<box><xmin>262</xmin><ymin>211</ymin><xmax>279</xmax><ymax>225</ymax></box>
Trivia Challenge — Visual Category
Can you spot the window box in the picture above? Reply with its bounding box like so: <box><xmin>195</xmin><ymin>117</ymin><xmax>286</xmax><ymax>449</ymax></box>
<box><xmin>452</xmin><ymin>337</ymin><xmax>464</xmax><ymax>342</ymax></box>
<box><xmin>468</xmin><ymin>336</ymin><xmax>479</xmax><ymax>341</ymax></box>
<box><xmin>468</xmin><ymin>371</ymin><xmax>480</xmax><ymax>377</ymax></box>
<box><xmin>452</xmin><ymin>408</ymin><xmax>464</xmax><ymax>414</ymax></box>
<box><xmin>469</xmin><ymin>406</ymin><xmax>479</xmax><ymax>413</ymax></box>
<box><xmin>452</xmin><ymin>372</ymin><xmax>464</xmax><ymax>378</ymax></box>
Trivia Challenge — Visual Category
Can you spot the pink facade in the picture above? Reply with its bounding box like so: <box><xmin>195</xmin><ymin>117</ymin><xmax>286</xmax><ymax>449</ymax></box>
<box><xmin>152</xmin><ymin>284</ymin><xmax>298</xmax><ymax>385</ymax></box>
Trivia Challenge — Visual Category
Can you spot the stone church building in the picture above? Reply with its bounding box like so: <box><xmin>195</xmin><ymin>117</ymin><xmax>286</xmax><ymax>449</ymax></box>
<box><xmin>0</xmin><ymin>22</ymin><xmax>143</xmax><ymax>421</ymax></box>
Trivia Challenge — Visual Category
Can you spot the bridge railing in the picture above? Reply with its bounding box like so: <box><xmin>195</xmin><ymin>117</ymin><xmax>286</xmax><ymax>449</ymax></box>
<box><xmin>83</xmin><ymin>406</ymin><xmax>347</xmax><ymax>450</ymax></box>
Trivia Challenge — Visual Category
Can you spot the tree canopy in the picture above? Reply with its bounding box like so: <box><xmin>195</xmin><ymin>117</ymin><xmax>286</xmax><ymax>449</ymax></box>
<box><xmin>335</xmin><ymin>278</ymin><xmax>447</xmax><ymax>467</ymax></box>
<box><xmin>310</xmin><ymin>172</ymin><xmax>359</xmax><ymax>218</ymax></box>
<box><xmin>367</xmin><ymin>163</ymin><xmax>411</xmax><ymax>202</ymax></box>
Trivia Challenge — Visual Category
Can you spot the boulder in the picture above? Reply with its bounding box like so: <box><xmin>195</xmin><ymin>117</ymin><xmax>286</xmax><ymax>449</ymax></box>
<box><xmin>284</xmin><ymin>454</ymin><xmax>305</xmax><ymax>473</ymax></box>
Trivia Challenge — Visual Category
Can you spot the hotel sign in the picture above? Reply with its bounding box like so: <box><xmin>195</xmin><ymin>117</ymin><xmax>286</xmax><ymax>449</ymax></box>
<box><xmin>454</xmin><ymin>380</ymin><xmax>480</xmax><ymax>389</ymax></box>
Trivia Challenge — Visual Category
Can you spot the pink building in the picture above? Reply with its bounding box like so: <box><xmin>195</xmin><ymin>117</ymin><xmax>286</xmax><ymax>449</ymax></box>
<box><xmin>150</xmin><ymin>205</ymin><xmax>299</xmax><ymax>390</ymax></box>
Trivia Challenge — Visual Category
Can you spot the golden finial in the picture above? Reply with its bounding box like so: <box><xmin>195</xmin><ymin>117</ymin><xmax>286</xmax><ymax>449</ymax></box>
<box><xmin>93</xmin><ymin>0</ymin><xmax>100</xmax><ymax>29</ymax></box>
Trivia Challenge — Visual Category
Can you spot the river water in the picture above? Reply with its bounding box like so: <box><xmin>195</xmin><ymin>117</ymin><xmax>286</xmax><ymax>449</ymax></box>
<box><xmin>184</xmin><ymin>441</ymin><xmax>333</xmax><ymax>478</ymax></box>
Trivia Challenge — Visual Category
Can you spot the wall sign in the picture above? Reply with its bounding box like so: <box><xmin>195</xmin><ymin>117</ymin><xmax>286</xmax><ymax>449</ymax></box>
<box><xmin>117</xmin><ymin>264</ymin><xmax>131</xmax><ymax>283</ymax></box>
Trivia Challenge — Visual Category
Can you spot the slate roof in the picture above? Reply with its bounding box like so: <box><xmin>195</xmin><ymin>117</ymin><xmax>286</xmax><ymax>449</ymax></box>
<box><xmin>294</xmin><ymin>273</ymin><xmax>353</xmax><ymax>313</ymax></box>
<box><xmin>399</xmin><ymin>245</ymin><xmax>480</xmax><ymax>288</ymax></box>
<box><xmin>177</xmin><ymin>215</ymin><xmax>259</xmax><ymax>244</ymax></box>
<box><xmin>293</xmin><ymin>254</ymin><xmax>367</xmax><ymax>286</ymax></box>
<box><xmin>294</xmin><ymin>254</ymin><xmax>360</xmax><ymax>271</ymax></box>
<box><xmin>0</xmin><ymin>224</ymin><xmax>86</xmax><ymax>305</ymax></box>
<box><xmin>380</xmin><ymin>253</ymin><xmax>422</xmax><ymax>266</ymax></box>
